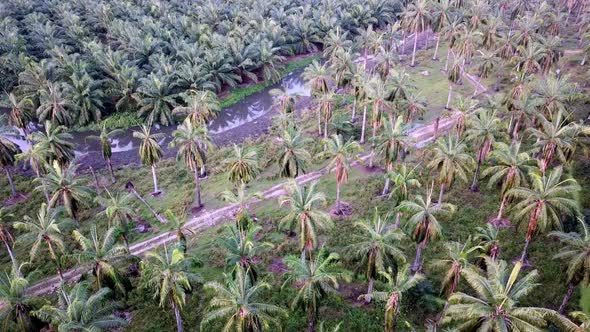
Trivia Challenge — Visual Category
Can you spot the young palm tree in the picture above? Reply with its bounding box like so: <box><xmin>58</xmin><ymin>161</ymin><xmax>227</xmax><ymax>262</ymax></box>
<box><xmin>0</xmin><ymin>209</ymin><xmax>18</xmax><ymax>271</ymax></box>
<box><xmin>276</xmin><ymin>128</ymin><xmax>312</xmax><ymax>178</ymax></box>
<box><xmin>475</xmin><ymin>224</ymin><xmax>501</xmax><ymax>260</ymax></box>
<box><xmin>0</xmin><ymin>264</ymin><xmax>39</xmax><ymax>331</ymax></box>
<box><xmin>164</xmin><ymin>210</ymin><xmax>195</xmax><ymax>253</ymax></box>
<box><xmin>375</xmin><ymin>118</ymin><xmax>411</xmax><ymax>195</ymax></box>
<box><xmin>169</xmin><ymin>118</ymin><xmax>213</xmax><ymax>208</ymax></box>
<box><xmin>549</xmin><ymin>218</ymin><xmax>590</xmax><ymax>313</ymax></box>
<box><xmin>33</xmin><ymin>282</ymin><xmax>127</xmax><ymax>331</ymax></box>
<box><xmin>507</xmin><ymin>166</ymin><xmax>580</xmax><ymax>262</ymax></box>
<box><xmin>203</xmin><ymin>265</ymin><xmax>285</xmax><ymax>331</ymax></box>
<box><xmin>399</xmin><ymin>188</ymin><xmax>456</xmax><ymax>273</ymax></box>
<box><xmin>278</xmin><ymin>181</ymin><xmax>333</xmax><ymax>258</ymax></box>
<box><xmin>347</xmin><ymin>209</ymin><xmax>406</xmax><ymax>303</ymax></box>
<box><xmin>270</xmin><ymin>87</ymin><xmax>299</xmax><ymax>115</ymax></box>
<box><xmin>433</xmin><ymin>240</ymin><xmax>481</xmax><ymax>299</ymax></box>
<box><xmin>139</xmin><ymin>246</ymin><xmax>202</xmax><ymax>332</ymax></box>
<box><xmin>14</xmin><ymin>203</ymin><xmax>66</xmax><ymax>281</ymax></box>
<box><xmin>220</xmin><ymin>223</ymin><xmax>272</xmax><ymax>281</ymax></box>
<box><xmin>0</xmin><ymin>115</ymin><xmax>21</xmax><ymax>197</ymax></box>
<box><xmin>427</xmin><ymin>136</ymin><xmax>474</xmax><ymax>204</ymax></box>
<box><xmin>172</xmin><ymin>89</ymin><xmax>220</xmax><ymax>125</ymax></box>
<box><xmin>317</xmin><ymin>134</ymin><xmax>362</xmax><ymax>212</ymax></box>
<box><xmin>220</xmin><ymin>183</ymin><xmax>263</xmax><ymax>229</ymax></box>
<box><xmin>360</xmin><ymin>265</ymin><xmax>423</xmax><ymax>332</ymax></box>
<box><xmin>72</xmin><ymin>226</ymin><xmax>129</xmax><ymax>294</ymax></box>
<box><xmin>282</xmin><ymin>248</ymin><xmax>351</xmax><ymax>332</ymax></box>
<box><xmin>227</xmin><ymin>144</ymin><xmax>260</xmax><ymax>187</ymax></box>
<box><xmin>87</xmin><ymin>124</ymin><xmax>124</xmax><ymax>183</ymax></box>
<box><xmin>387</xmin><ymin>163</ymin><xmax>422</xmax><ymax>228</ymax></box>
<box><xmin>94</xmin><ymin>190</ymin><xmax>135</xmax><ymax>247</ymax></box>
<box><xmin>443</xmin><ymin>258</ymin><xmax>577</xmax><ymax>331</ymax></box>
<box><xmin>404</xmin><ymin>0</ymin><xmax>431</xmax><ymax>67</ymax></box>
<box><xmin>482</xmin><ymin>141</ymin><xmax>535</xmax><ymax>223</ymax></box>
<box><xmin>465</xmin><ymin>109</ymin><xmax>504</xmax><ymax>191</ymax></box>
<box><xmin>133</xmin><ymin>124</ymin><xmax>164</xmax><ymax>195</ymax></box>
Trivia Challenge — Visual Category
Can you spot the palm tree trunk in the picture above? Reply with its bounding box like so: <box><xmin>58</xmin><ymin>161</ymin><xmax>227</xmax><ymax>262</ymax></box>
<box><xmin>559</xmin><ymin>282</ymin><xmax>576</xmax><ymax>314</ymax></box>
<box><xmin>369</xmin><ymin>125</ymin><xmax>377</xmax><ymax>168</ymax></box>
<box><xmin>4</xmin><ymin>240</ymin><xmax>18</xmax><ymax>272</ymax></box>
<box><xmin>444</xmin><ymin>47</ymin><xmax>451</xmax><ymax>71</ymax></box>
<box><xmin>308</xmin><ymin>302</ymin><xmax>316</xmax><ymax>332</ymax></box>
<box><xmin>130</xmin><ymin>189</ymin><xmax>167</xmax><ymax>224</ymax></box>
<box><xmin>446</xmin><ymin>84</ymin><xmax>453</xmax><ymax>109</ymax></box>
<box><xmin>364</xmin><ymin>48</ymin><xmax>369</xmax><ymax>71</ymax></box>
<box><xmin>5</xmin><ymin>168</ymin><xmax>16</xmax><ymax>197</ymax></box>
<box><xmin>151</xmin><ymin>165</ymin><xmax>160</xmax><ymax>194</ymax></box>
<box><xmin>401</xmin><ymin>31</ymin><xmax>406</xmax><ymax>55</ymax></box>
<box><xmin>351</xmin><ymin>97</ymin><xmax>357</xmax><ymax>122</ymax></box>
<box><xmin>581</xmin><ymin>55</ymin><xmax>587</xmax><ymax>66</ymax></box>
<box><xmin>495</xmin><ymin>64</ymin><xmax>503</xmax><ymax>91</ymax></box>
<box><xmin>323</xmin><ymin>114</ymin><xmax>329</xmax><ymax>139</ymax></box>
<box><xmin>193</xmin><ymin>168</ymin><xmax>202</xmax><ymax>208</ymax></box>
<box><xmin>394</xmin><ymin>211</ymin><xmax>402</xmax><ymax>228</ymax></box>
<box><xmin>438</xmin><ymin>183</ymin><xmax>445</xmax><ymax>204</ymax></box>
<box><xmin>520</xmin><ymin>237</ymin><xmax>531</xmax><ymax>262</ymax></box>
<box><xmin>172</xmin><ymin>301</ymin><xmax>184</xmax><ymax>332</ymax></box>
<box><xmin>433</xmin><ymin>35</ymin><xmax>440</xmax><ymax>60</ymax></box>
<box><xmin>366</xmin><ymin>277</ymin><xmax>374</xmax><ymax>304</ymax></box>
<box><xmin>317</xmin><ymin>109</ymin><xmax>322</xmax><ymax>136</ymax></box>
<box><xmin>470</xmin><ymin>156</ymin><xmax>482</xmax><ymax>192</ymax></box>
<box><xmin>47</xmin><ymin>240</ymin><xmax>64</xmax><ymax>282</ymax></box>
<box><xmin>335</xmin><ymin>181</ymin><xmax>341</xmax><ymax>211</ymax></box>
<box><xmin>411</xmin><ymin>241</ymin><xmax>425</xmax><ymax>273</ymax></box>
<box><xmin>411</xmin><ymin>30</ymin><xmax>419</xmax><ymax>67</ymax></box>
<box><xmin>360</xmin><ymin>106</ymin><xmax>368</xmax><ymax>144</ymax></box>
<box><xmin>382</xmin><ymin>163</ymin><xmax>393</xmax><ymax>195</ymax></box>
<box><xmin>90</xmin><ymin>166</ymin><xmax>100</xmax><ymax>193</ymax></box>
<box><xmin>496</xmin><ymin>194</ymin><xmax>508</xmax><ymax>220</ymax></box>
<box><xmin>106</xmin><ymin>157</ymin><xmax>116</xmax><ymax>183</ymax></box>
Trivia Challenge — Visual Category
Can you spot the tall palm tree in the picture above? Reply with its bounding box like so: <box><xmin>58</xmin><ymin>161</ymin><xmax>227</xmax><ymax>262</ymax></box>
<box><xmin>427</xmin><ymin>136</ymin><xmax>474</xmax><ymax>204</ymax></box>
<box><xmin>365</xmin><ymin>75</ymin><xmax>393</xmax><ymax>168</ymax></box>
<box><xmin>87</xmin><ymin>124</ymin><xmax>123</xmax><ymax>183</ymax></box>
<box><xmin>443</xmin><ymin>258</ymin><xmax>577</xmax><ymax>331</ymax></box>
<box><xmin>482</xmin><ymin>141</ymin><xmax>535</xmax><ymax>223</ymax></box>
<box><xmin>202</xmin><ymin>265</ymin><xmax>285</xmax><ymax>331</ymax></box>
<box><xmin>133</xmin><ymin>124</ymin><xmax>164</xmax><ymax>195</ymax></box>
<box><xmin>507</xmin><ymin>166</ymin><xmax>580</xmax><ymax>262</ymax></box>
<box><xmin>278</xmin><ymin>181</ymin><xmax>333</xmax><ymax>258</ymax></box>
<box><xmin>172</xmin><ymin>89</ymin><xmax>220</xmax><ymax>125</ymax></box>
<box><xmin>0</xmin><ymin>115</ymin><xmax>21</xmax><ymax>197</ymax></box>
<box><xmin>14</xmin><ymin>203</ymin><xmax>66</xmax><ymax>281</ymax></box>
<box><xmin>227</xmin><ymin>144</ymin><xmax>259</xmax><ymax>187</ymax></box>
<box><xmin>72</xmin><ymin>226</ymin><xmax>129</xmax><ymax>294</ymax></box>
<box><xmin>0</xmin><ymin>208</ymin><xmax>18</xmax><ymax>271</ymax></box>
<box><xmin>549</xmin><ymin>217</ymin><xmax>590</xmax><ymax>313</ymax></box>
<box><xmin>399</xmin><ymin>188</ymin><xmax>456</xmax><ymax>273</ymax></box>
<box><xmin>220</xmin><ymin>223</ymin><xmax>272</xmax><ymax>281</ymax></box>
<box><xmin>347</xmin><ymin>209</ymin><xmax>406</xmax><ymax>303</ymax></box>
<box><xmin>375</xmin><ymin>117</ymin><xmax>411</xmax><ymax>195</ymax></box>
<box><xmin>360</xmin><ymin>265</ymin><xmax>423</xmax><ymax>332</ymax></box>
<box><xmin>139</xmin><ymin>246</ymin><xmax>201</xmax><ymax>332</ymax></box>
<box><xmin>317</xmin><ymin>134</ymin><xmax>362</xmax><ymax>212</ymax></box>
<box><xmin>134</xmin><ymin>74</ymin><xmax>178</xmax><ymax>126</ymax></box>
<box><xmin>0</xmin><ymin>264</ymin><xmax>39</xmax><ymax>332</ymax></box>
<box><xmin>303</xmin><ymin>61</ymin><xmax>331</xmax><ymax>136</ymax></box>
<box><xmin>282</xmin><ymin>248</ymin><xmax>351</xmax><ymax>332</ymax></box>
<box><xmin>169</xmin><ymin>118</ymin><xmax>213</xmax><ymax>208</ymax></box>
<box><xmin>33</xmin><ymin>282</ymin><xmax>127</xmax><ymax>331</ymax></box>
<box><xmin>316</xmin><ymin>90</ymin><xmax>337</xmax><ymax>139</ymax></box>
<box><xmin>276</xmin><ymin>128</ymin><xmax>312</xmax><ymax>178</ymax></box>
<box><xmin>404</xmin><ymin>0</ymin><xmax>431</xmax><ymax>67</ymax></box>
<box><xmin>29</xmin><ymin>120</ymin><xmax>74</xmax><ymax>167</ymax></box>
<box><xmin>465</xmin><ymin>109</ymin><xmax>504</xmax><ymax>191</ymax></box>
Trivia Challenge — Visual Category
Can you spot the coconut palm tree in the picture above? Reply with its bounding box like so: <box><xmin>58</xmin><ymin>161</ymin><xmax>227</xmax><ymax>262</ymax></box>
<box><xmin>134</xmin><ymin>74</ymin><xmax>178</xmax><ymax>126</ymax></box>
<box><xmin>404</xmin><ymin>0</ymin><xmax>431</xmax><ymax>67</ymax></box>
<box><xmin>443</xmin><ymin>258</ymin><xmax>577</xmax><ymax>331</ymax></box>
<box><xmin>360</xmin><ymin>265</ymin><xmax>423</xmax><ymax>332</ymax></box>
<box><xmin>29</xmin><ymin>120</ymin><xmax>74</xmax><ymax>167</ymax></box>
<box><xmin>399</xmin><ymin>92</ymin><xmax>426</xmax><ymax>123</ymax></box>
<box><xmin>316</xmin><ymin>90</ymin><xmax>338</xmax><ymax>139</ymax></box>
<box><xmin>282</xmin><ymin>248</ymin><xmax>351</xmax><ymax>332</ymax></box>
<box><xmin>303</xmin><ymin>61</ymin><xmax>331</xmax><ymax>97</ymax></box>
<box><xmin>220</xmin><ymin>183</ymin><xmax>263</xmax><ymax>229</ymax></box>
<box><xmin>220</xmin><ymin>223</ymin><xmax>273</xmax><ymax>281</ymax></box>
<box><xmin>278</xmin><ymin>181</ymin><xmax>332</xmax><ymax>258</ymax></box>
<box><xmin>507</xmin><ymin>166</ymin><xmax>580</xmax><ymax>262</ymax></box>
<box><xmin>37</xmin><ymin>161</ymin><xmax>93</xmax><ymax>224</ymax></box>
<box><xmin>317</xmin><ymin>134</ymin><xmax>362</xmax><ymax>213</ymax></box>
<box><xmin>14</xmin><ymin>203</ymin><xmax>66</xmax><ymax>281</ymax></box>
<box><xmin>399</xmin><ymin>187</ymin><xmax>456</xmax><ymax>273</ymax></box>
<box><xmin>227</xmin><ymin>144</ymin><xmax>260</xmax><ymax>187</ymax></box>
<box><xmin>139</xmin><ymin>246</ymin><xmax>201</xmax><ymax>332</ymax></box>
<box><xmin>0</xmin><ymin>264</ymin><xmax>39</xmax><ymax>332</ymax></box>
<box><xmin>446</xmin><ymin>55</ymin><xmax>463</xmax><ymax>110</ymax></box>
<box><xmin>465</xmin><ymin>109</ymin><xmax>504</xmax><ymax>191</ymax></box>
<box><xmin>72</xmin><ymin>226</ymin><xmax>129</xmax><ymax>294</ymax></box>
<box><xmin>172</xmin><ymin>89</ymin><xmax>220</xmax><ymax>125</ymax></box>
<box><xmin>475</xmin><ymin>224</ymin><xmax>501</xmax><ymax>260</ymax></box>
<box><xmin>276</xmin><ymin>128</ymin><xmax>312</xmax><ymax>178</ymax></box>
<box><xmin>434</xmin><ymin>239</ymin><xmax>481</xmax><ymax>299</ymax></box>
<box><xmin>482</xmin><ymin>141</ymin><xmax>535</xmax><ymax>223</ymax></box>
<box><xmin>365</xmin><ymin>75</ymin><xmax>393</xmax><ymax>168</ymax></box>
<box><xmin>375</xmin><ymin>117</ymin><xmax>411</xmax><ymax>195</ymax></box>
<box><xmin>347</xmin><ymin>209</ymin><xmax>406</xmax><ymax>303</ymax></box>
<box><xmin>36</xmin><ymin>82</ymin><xmax>73</xmax><ymax>126</ymax></box>
<box><xmin>16</xmin><ymin>145</ymin><xmax>51</xmax><ymax>202</ymax></box>
<box><xmin>431</xmin><ymin>0</ymin><xmax>454</xmax><ymax>60</ymax></box>
<box><xmin>169</xmin><ymin>118</ymin><xmax>213</xmax><ymax>208</ymax></box>
<box><xmin>6</xmin><ymin>92</ymin><xmax>32</xmax><ymax>137</ymax></box>
<box><xmin>202</xmin><ymin>265</ymin><xmax>285</xmax><ymax>331</ymax></box>
<box><xmin>133</xmin><ymin>124</ymin><xmax>164</xmax><ymax>195</ymax></box>
<box><xmin>270</xmin><ymin>88</ymin><xmax>299</xmax><ymax>115</ymax></box>
<box><xmin>387</xmin><ymin>163</ymin><xmax>422</xmax><ymax>228</ymax></box>
<box><xmin>94</xmin><ymin>189</ymin><xmax>135</xmax><ymax>248</ymax></box>
<box><xmin>87</xmin><ymin>124</ymin><xmax>124</xmax><ymax>183</ymax></box>
<box><xmin>0</xmin><ymin>115</ymin><xmax>21</xmax><ymax>197</ymax></box>
<box><xmin>0</xmin><ymin>209</ymin><xmax>18</xmax><ymax>271</ymax></box>
<box><xmin>549</xmin><ymin>217</ymin><xmax>590</xmax><ymax>313</ymax></box>
<box><xmin>427</xmin><ymin>136</ymin><xmax>474</xmax><ymax>204</ymax></box>
<box><xmin>33</xmin><ymin>282</ymin><xmax>127</xmax><ymax>332</ymax></box>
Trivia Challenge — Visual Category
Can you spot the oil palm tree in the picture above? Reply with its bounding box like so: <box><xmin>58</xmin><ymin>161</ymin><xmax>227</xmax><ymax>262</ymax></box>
<box><xmin>134</xmin><ymin>74</ymin><xmax>178</xmax><ymax>126</ymax></box>
<box><xmin>14</xmin><ymin>203</ymin><xmax>66</xmax><ymax>281</ymax></box>
<box><xmin>29</xmin><ymin>120</ymin><xmax>74</xmax><ymax>166</ymax></box>
<box><xmin>465</xmin><ymin>109</ymin><xmax>504</xmax><ymax>191</ymax></box>
<box><xmin>427</xmin><ymin>136</ymin><xmax>474</xmax><ymax>204</ymax></box>
<box><xmin>433</xmin><ymin>239</ymin><xmax>481</xmax><ymax>299</ymax></box>
<box><xmin>139</xmin><ymin>246</ymin><xmax>202</xmax><ymax>332</ymax></box>
<box><xmin>94</xmin><ymin>189</ymin><xmax>135</xmax><ymax>248</ymax></box>
<box><xmin>317</xmin><ymin>134</ymin><xmax>362</xmax><ymax>212</ymax></box>
<box><xmin>0</xmin><ymin>208</ymin><xmax>18</xmax><ymax>271</ymax></box>
<box><xmin>443</xmin><ymin>258</ymin><xmax>577</xmax><ymax>331</ymax></box>
<box><xmin>360</xmin><ymin>265</ymin><xmax>423</xmax><ymax>332</ymax></box>
<box><xmin>276</xmin><ymin>128</ymin><xmax>312</xmax><ymax>178</ymax></box>
<box><xmin>0</xmin><ymin>115</ymin><xmax>21</xmax><ymax>197</ymax></box>
<box><xmin>507</xmin><ymin>166</ymin><xmax>580</xmax><ymax>262</ymax></box>
<box><xmin>347</xmin><ymin>209</ymin><xmax>406</xmax><ymax>303</ymax></box>
<box><xmin>278</xmin><ymin>181</ymin><xmax>333</xmax><ymax>258</ymax></box>
<box><xmin>0</xmin><ymin>264</ymin><xmax>39</xmax><ymax>332</ymax></box>
<box><xmin>6</xmin><ymin>92</ymin><xmax>32</xmax><ymax>137</ymax></box>
<box><xmin>220</xmin><ymin>223</ymin><xmax>273</xmax><ymax>281</ymax></box>
<box><xmin>399</xmin><ymin>187</ymin><xmax>456</xmax><ymax>273</ymax></box>
<box><xmin>282</xmin><ymin>248</ymin><xmax>351</xmax><ymax>332</ymax></box>
<box><xmin>169</xmin><ymin>118</ymin><xmax>213</xmax><ymax>208</ymax></box>
<box><xmin>482</xmin><ymin>141</ymin><xmax>535</xmax><ymax>223</ymax></box>
<box><xmin>202</xmin><ymin>265</ymin><xmax>285</xmax><ymax>331</ymax></box>
<box><xmin>227</xmin><ymin>144</ymin><xmax>260</xmax><ymax>187</ymax></box>
<box><xmin>36</xmin><ymin>82</ymin><xmax>73</xmax><ymax>126</ymax></box>
<box><xmin>33</xmin><ymin>282</ymin><xmax>127</xmax><ymax>332</ymax></box>
<box><xmin>72</xmin><ymin>226</ymin><xmax>129</xmax><ymax>294</ymax></box>
<box><xmin>69</xmin><ymin>70</ymin><xmax>104</xmax><ymax>125</ymax></box>
<box><xmin>549</xmin><ymin>217</ymin><xmax>590</xmax><ymax>313</ymax></box>
<box><xmin>87</xmin><ymin>124</ymin><xmax>124</xmax><ymax>183</ymax></box>
<box><xmin>172</xmin><ymin>89</ymin><xmax>220</xmax><ymax>125</ymax></box>
<box><xmin>375</xmin><ymin>117</ymin><xmax>411</xmax><ymax>195</ymax></box>
<box><xmin>16</xmin><ymin>145</ymin><xmax>50</xmax><ymax>202</ymax></box>
<box><xmin>133</xmin><ymin>124</ymin><xmax>164</xmax><ymax>195</ymax></box>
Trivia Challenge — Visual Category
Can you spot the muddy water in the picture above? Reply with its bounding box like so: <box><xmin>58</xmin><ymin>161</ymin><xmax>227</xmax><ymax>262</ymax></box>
<box><xmin>9</xmin><ymin>69</ymin><xmax>310</xmax><ymax>170</ymax></box>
